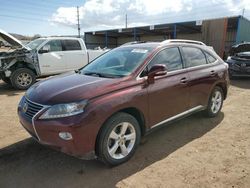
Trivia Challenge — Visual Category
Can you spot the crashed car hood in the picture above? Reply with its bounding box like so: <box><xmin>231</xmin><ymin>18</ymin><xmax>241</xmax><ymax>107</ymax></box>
<box><xmin>0</xmin><ymin>29</ymin><xmax>29</xmax><ymax>50</ymax></box>
<box><xmin>229</xmin><ymin>43</ymin><xmax>250</xmax><ymax>56</ymax></box>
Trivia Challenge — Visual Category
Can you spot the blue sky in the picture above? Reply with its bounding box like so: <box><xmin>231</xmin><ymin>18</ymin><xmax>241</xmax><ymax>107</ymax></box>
<box><xmin>0</xmin><ymin>0</ymin><xmax>83</xmax><ymax>36</ymax></box>
<box><xmin>0</xmin><ymin>0</ymin><xmax>249</xmax><ymax>36</ymax></box>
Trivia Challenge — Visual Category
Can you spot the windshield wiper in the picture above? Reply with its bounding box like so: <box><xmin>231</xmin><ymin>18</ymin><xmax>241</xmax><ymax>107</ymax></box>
<box><xmin>83</xmin><ymin>72</ymin><xmax>107</xmax><ymax>78</ymax></box>
<box><xmin>83</xmin><ymin>72</ymin><xmax>123</xmax><ymax>78</ymax></box>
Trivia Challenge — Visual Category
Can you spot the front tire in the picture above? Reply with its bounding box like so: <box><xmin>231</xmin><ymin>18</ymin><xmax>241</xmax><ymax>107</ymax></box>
<box><xmin>97</xmin><ymin>112</ymin><xmax>141</xmax><ymax>166</ymax></box>
<box><xmin>10</xmin><ymin>68</ymin><xmax>36</xmax><ymax>90</ymax></box>
<box><xmin>204</xmin><ymin>86</ymin><xmax>224</xmax><ymax>117</ymax></box>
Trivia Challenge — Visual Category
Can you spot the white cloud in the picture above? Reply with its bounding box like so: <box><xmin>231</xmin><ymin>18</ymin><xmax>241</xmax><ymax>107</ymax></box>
<box><xmin>128</xmin><ymin>0</ymin><xmax>185</xmax><ymax>14</ymax></box>
<box><xmin>50</xmin><ymin>0</ymin><xmax>250</xmax><ymax>31</ymax></box>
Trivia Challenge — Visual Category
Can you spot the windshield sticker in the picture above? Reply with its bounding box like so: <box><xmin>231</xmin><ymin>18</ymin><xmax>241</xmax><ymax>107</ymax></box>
<box><xmin>131</xmin><ymin>49</ymin><xmax>148</xmax><ymax>53</ymax></box>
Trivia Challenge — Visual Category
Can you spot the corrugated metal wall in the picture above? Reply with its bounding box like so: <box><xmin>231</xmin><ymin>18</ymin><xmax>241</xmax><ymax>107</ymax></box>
<box><xmin>236</xmin><ymin>17</ymin><xmax>250</xmax><ymax>43</ymax></box>
<box><xmin>85</xmin><ymin>33</ymin><xmax>117</xmax><ymax>49</ymax></box>
<box><xmin>85</xmin><ymin>16</ymin><xmax>248</xmax><ymax>58</ymax></box>
<box><xmin>202</xmin><ymin>18</ymin><xmax>228</xmax><ymax>57</ymax></box>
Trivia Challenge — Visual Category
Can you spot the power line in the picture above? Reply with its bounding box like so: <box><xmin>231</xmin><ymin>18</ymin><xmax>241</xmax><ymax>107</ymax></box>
<box><xmin>0</xmin><ymin>14</ymin><xmax>47</xmax><ymax>22</ymax></box>
<box><xmin>0</xmin><ymin>8</ymin><xmax>52</xmax><ymax>18</ymax></box>
<box><xmin>0</xmin><ymin>1</ymin><xmax>59</xmax><ymax>12</ymax></box>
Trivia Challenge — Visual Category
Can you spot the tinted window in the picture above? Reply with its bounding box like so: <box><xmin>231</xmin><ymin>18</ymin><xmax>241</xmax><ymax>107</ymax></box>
<box><xmin>63</xmin><ymin>40</ymin><xmax>81</xmax><ymax>51</ymax></box>
<box><xmin>182</xmin><ymin>47</ymin><xmax>207</xmax><ymax>67</ymax></box>
<box><xmin>149</xmin><ymin>47</ymin><xmax>183</xmax><ymax>71</ymax></box>
<box><xmin>45</xmin><ymin>40</ymin><xmax>62</xmax><ymax>52</ymax></box>
<box><xmin>205</xmin><ymin>51</ymin><xmax>217</xmax><ymax>63</ymax></box>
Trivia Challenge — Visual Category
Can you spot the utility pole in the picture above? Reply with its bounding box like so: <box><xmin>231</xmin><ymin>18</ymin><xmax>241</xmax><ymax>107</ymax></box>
<box><xmin>77</xmin><ymin>6</ymin><xmax>80</xmax><ymax>38</ymax></box>
<box><xmin>125</xmin><ymin>13</ymin><xmax>127</xmax><ymax>28</ymax></box>
<box><xmin>242</xmin><ymin>8</ymin><xmax>245</xmax><ymax>17</ymax></box>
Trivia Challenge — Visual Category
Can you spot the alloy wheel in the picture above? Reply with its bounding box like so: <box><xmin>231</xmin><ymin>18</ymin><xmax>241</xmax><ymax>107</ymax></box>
<box><xmin>107</xmin><ymin>122</ymin><xmax>136</xmax><ymax>159</ymax></box>
<box><xmin>211</xmin><ymin>90</ymin><xmax>222</xmax><ymax>114</ymax></box>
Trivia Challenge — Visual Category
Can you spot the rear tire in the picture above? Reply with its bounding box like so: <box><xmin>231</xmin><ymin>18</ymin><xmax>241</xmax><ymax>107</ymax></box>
<box><xmin>97</xmin><ymin>112</ymin><xmax>141</xmax><ymax>166</ymax></box>
<box><xmin>204</xmin><ymin>86</ymin><xmax>224</xmax><ymax>117</ymax></box>
<box><xmin>10</xmin><ymin>68</ymin><xmax>36</xmax><ymax>90</ymax></box>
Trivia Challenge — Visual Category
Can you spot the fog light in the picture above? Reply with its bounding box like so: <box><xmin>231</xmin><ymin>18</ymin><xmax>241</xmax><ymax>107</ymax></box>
<box><xmin>59</xmin><ymin>132</ymin><xmax>73</xmax><ymax>140</ymax></box>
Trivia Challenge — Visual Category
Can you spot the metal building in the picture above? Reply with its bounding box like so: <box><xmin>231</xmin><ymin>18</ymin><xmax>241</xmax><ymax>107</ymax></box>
<box><xmin>84</xmin><ymin>16</ymin><xmax>250</xmax><ymax>58</ymax></box>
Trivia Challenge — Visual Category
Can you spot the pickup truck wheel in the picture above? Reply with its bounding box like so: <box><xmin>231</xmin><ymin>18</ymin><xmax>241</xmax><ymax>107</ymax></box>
<box><xmin>10</xmin><ymin>68</ymin><xmax>36</xmax><ymax>90</ymax></box>
<box><xmin>97</xmin><ymin>112</ymin><xmax>141</xmax><ymax>166</ymax></box>
<box><xmin>204</xmin><ymin>86</ymin><xmax>224</xmax><ymax>117</ymax></box>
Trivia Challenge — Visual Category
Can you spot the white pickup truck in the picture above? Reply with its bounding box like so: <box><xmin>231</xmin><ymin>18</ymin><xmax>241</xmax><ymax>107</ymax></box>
<box><xmin>0</xmin><ymin>29</ymin><xmax>108</xmax><ymax>89</ymax></box>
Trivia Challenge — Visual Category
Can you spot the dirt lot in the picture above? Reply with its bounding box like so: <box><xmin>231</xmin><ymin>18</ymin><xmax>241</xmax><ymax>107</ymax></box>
<box><xmin>0</xmin><ymin>79</ymin><xmax>250</xmax><ymax>188</ymax></box>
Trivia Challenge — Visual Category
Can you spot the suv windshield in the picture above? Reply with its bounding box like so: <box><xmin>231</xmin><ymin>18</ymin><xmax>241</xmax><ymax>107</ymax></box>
<box><xmin>81</xmin><ymin>46</ymin><xmax>153</xmax><ymax>78</ymax></box>
<box><xmin>26</xmin><ymin>39</ymin><xmax>46</xmax><ymax>50</ymax></box>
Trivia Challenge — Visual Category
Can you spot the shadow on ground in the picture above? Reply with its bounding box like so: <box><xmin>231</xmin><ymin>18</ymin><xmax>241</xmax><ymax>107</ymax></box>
<box><xmin>230</xmin><ymin>77</ymin><xmax>250</xmax><ymax>89</ymax></box>
<box><xmin>0</xmin><ymin>112</ymin><xmax>224</xmax><ymax>188</ymax></box>
<box><xmin>0</xmin><ymin>78</ymin><xmax>45</xmax><ymax>96</ymax></box>
<box><xmin>0</xmin><ymin>81</ymin><xmax>24</xmax><ymax>96</ymax></box>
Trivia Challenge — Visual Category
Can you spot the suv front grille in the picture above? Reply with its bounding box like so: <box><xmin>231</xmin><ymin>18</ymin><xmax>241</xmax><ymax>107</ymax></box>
<box><xmin>23</xmin><ymin>98</ymin><xmax>44</xmax><ymax>119</ymax></box>
<box><xmin>235</xmin><ymin>63</ymin><xmax>250</xmax><ymax>67</ymax></box>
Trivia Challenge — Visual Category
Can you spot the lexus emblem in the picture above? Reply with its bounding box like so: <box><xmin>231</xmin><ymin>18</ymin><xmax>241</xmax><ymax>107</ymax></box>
<box><xmin>241</xmin><ymin>63</ymin><xmax>246</xmax><ymax>67</ymax></box>
<box><xmin>23</xmin><ymin>102</ymin><xmax>28</xmax><ymax>113</ymax></box>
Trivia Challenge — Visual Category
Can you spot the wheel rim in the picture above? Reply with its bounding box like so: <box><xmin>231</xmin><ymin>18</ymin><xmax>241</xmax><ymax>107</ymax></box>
<box><xmin>17</xmin><ymin>73</ymin><xmax>32</xmax><ymax>87</ymax></box>
<box><xmin>107</xmin><ymin>122</ymin><xmax>136</xmax><ymax>160</ymax></box>
<box><xmin>211</xmin><ymin>90</ymin><xmax>222</xmax><ymax>114</ymax></box>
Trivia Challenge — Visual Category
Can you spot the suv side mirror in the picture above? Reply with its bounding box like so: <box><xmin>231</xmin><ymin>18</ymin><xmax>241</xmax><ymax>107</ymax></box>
<box><xmin>39</xmin><ymin>45</ymin><xmax>50</xmax><ymax>54</ymax></box>
<box><xmin>148</xmin><ymin>64</ymin><xmax>167</xmax><ymax>80</ymax></box>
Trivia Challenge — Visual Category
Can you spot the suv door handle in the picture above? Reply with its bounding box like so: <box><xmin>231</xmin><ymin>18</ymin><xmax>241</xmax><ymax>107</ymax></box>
<box><xmin>210</xmin><ymin>70</ymin><xmax>216</xmax><ymax>76</ymax></box>
<box><xmin>180</xmin><ymin>77</ymin><xmax>188</xmax><ymax>84</ymax></box>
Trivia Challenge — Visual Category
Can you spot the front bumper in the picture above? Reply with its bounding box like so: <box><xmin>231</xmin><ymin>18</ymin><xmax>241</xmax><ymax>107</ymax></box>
<box><xmin>17</xmin><ymin>98</ymin><xmax>98</xmax><ymax>159</ymax></box>
<box><xmin>227</xmin><ymin>62</ymin><xmax>250</xmax><ymax>77</ymax></box>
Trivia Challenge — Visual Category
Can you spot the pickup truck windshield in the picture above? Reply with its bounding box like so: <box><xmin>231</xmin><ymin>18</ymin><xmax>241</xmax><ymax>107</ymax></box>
<box><xmin>81</xmin><ymin>47</ymin><xmax>153</xmax><ymax>78</ymax></box>
<box><xmin>26</xmin><ymin>39</ymin><xmax>46</xmax><ymax>50</ymax></box>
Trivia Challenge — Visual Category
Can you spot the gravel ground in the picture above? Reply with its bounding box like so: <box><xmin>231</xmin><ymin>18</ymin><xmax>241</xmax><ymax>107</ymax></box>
<box><xmin>0</xmin><ymin>78</ymin><xmax>249</xmax><ymax>188</ymax></box>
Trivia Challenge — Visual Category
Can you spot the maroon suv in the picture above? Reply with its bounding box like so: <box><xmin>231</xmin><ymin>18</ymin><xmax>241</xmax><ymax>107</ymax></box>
<box><xmin>18</xmin><ymin>40</ymin><xmax>229</xmax><ymax>166</ymax></box>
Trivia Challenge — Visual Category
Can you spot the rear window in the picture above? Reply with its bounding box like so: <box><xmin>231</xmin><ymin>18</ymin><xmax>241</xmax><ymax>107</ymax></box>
<box><xmin>63</xmin><ymin>40</ymin><xmax>81</xmax><ymax>51</ymax></box>
<box><xmin>204</xmin><ymin>52</ymin><xmax>217</xmax><ymax>63</ymax></box>
<box><xmin>182</xmin><ymin>47</ymin><xmax>207</xmax><ymax>67</ymax></box>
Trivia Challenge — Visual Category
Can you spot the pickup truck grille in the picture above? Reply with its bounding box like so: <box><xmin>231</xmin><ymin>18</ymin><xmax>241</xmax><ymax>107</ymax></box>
<box><xmin>23</xmin><ymin>98</ymin><xmax>44</xmax><ymax>119</ymax></box>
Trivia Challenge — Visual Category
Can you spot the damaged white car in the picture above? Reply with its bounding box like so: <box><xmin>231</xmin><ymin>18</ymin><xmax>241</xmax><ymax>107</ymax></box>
<box><xmin>0</xmin><ymin>29</ymin><xmax>108</xmax><ymax>90</ymax></box>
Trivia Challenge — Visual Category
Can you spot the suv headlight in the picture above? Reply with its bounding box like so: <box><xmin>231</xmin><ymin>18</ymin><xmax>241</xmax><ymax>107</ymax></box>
<box><xmin>39</xmin><ymin>100</ymin><xmax>87</xmax><ymax>119</ymax></box>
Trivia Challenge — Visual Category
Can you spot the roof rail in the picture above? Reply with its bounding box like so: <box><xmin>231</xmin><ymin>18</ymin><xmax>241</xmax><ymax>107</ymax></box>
<box><xmin>121</xmin><ymin>41</ymin><xmax>147</xmax><ymax>46</ymax></box>
<box><xmin>161</xmin><ymin>39</ymin><xmax>206</xmax><ymax>46</ymax></box>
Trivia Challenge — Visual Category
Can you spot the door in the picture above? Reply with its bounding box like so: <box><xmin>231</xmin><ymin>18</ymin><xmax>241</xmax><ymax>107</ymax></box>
<box><xmin>38</xmin><ymin>40</ymin><xmax>67</xmax><ymax>75</ymax></box>
<box><xmin>181</xmin><ymin>46</ymin><xmax>219</xmax><ymax>108</ymax></box>
<box><xmin>146</xmin><ymin>47</ymin><xmax>190</xmax><ymax>127</ymax></box>
<box><xmin>62</xmin><ymin>39</ymin><xmax>86</xmax><ymax>71</ymax></box>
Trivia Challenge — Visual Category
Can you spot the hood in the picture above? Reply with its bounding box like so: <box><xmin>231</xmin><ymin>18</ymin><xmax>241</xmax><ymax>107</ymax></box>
<box><xmin>229</xmin><ymin>43</ymin><xmax>250</xmax><ymax>56</ymax></box>
<box><xmin>0</xmin><ymin>29</ymin><xmax>29</xmax><ymax>50</ymax></box>
<box><xmin>26</xmin><ymin>73</ymin><xmax>125</xmax><ymax>105</ymax></box>
<box><xmin>230</xmin><ymin>51</ymin><xmax>250</xmax><ymax>61</ymax></box>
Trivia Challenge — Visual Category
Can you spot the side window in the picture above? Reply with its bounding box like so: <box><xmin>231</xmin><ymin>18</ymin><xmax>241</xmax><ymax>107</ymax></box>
<box><xmin>182</xmin><ymin>47</ymin><xmax>207</xmax><ymax>67</ymax></box>
<box><xmin>149</xmin><ymin>47</ymin><xmax>183</xmax><ymax>72</ymax></box>
<box><xmin>204</xmin><ymin>51</ymin><xmax>217</xmax><ymax>63</ymax></box>
<box><xmin>45</xmin><ymin>40</ymin><xmax>62</xmax><ymax>52</ymax></box>
<box><xmin>63</xmin><ymin>40</ymin><xmax>81</xmax><ymax>51</ymax></box>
